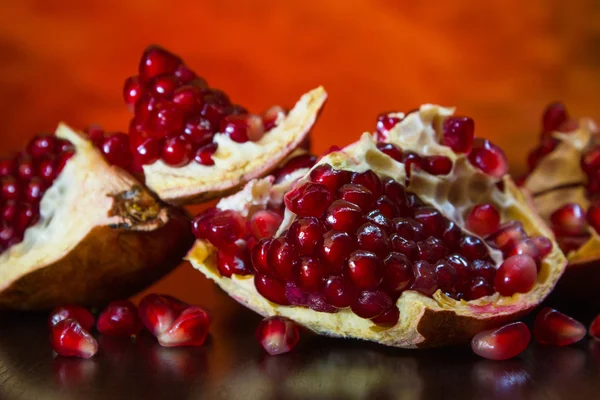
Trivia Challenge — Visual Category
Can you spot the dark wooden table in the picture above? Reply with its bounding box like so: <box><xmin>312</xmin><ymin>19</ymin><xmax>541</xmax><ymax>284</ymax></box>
<box><xmin>1</xmin><ymin>281</ymin><xmax>599</xmax><ymax>400</ymax></box>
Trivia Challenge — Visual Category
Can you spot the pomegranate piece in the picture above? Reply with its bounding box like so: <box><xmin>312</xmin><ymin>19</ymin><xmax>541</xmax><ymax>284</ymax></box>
<box><xmin>468</xmin><ymin>138</ymin><xmax>508</xmax><ymax>178</ymax></box>
<box><xmin>590</xmin><ymin>315</ymin><xmax>600</xmax><ymax>340</ymax></box>
<box><xmin>256</xmin><ymin>316</ymin><xmax>300</xmax><ymax>355</ymax></box>
<box><xmin>284</xmin><ymin>182</ymin><xmax>334</xmax><ymax>218</ymax></box>
<box><xmin>157</xmin><ymin>306</ymin><xmax>211</xmax><ymax>347</ymax></box>
<box><xmin>442</xmin><ymin>116</ymin><xmax>475</xmax><ymax>153</ymax></box>
<box><xmin>471</xmin><ymin>322</ymin><xmax>531</xmax><ymax>360</ymax></box>
<box><xmin>533</xmin><ymin>307</ymin><xmax>586</xmax><ymax>346</ymax></box>
<box><xmin>51</xmin><ymin>319</ymin><xmax>98</xmax><ymax>359</ymax></box>
<box><xmin>217</xmin><ymin>245</ymin><xmax>253</xmax><ymax>277</ymax></box>
<box><xmin>466</xmin><ymin>204</ymin><xmax>500</xmax><ymax>237</ymax></box>
<box><xmin>549</xmin><ymin>203</ymin><xmax>587</xmax><ymax>236</ymax></box>
<box><xmin>494</xmin><ymin>255</ymin><xmax>537</xmax><ymax>296</ymax></box>
<box><xmin>251</xmin><ymin>210</ymin><xmax>283</xmax><ymax>239</ymax></box>
<box><xmin>138</xmin><ymin>293</ymin><xmax>184</xmax><ymax>337</ymax></box>
<box><xmin>49</xmin><ymin>304</ymin><xmax>95</xmax><ymax>331</ymax></box>
<box><xmin>96</xmin><ymin>300</ymin><xmax>143</xmax><ymax>337</ymax></box>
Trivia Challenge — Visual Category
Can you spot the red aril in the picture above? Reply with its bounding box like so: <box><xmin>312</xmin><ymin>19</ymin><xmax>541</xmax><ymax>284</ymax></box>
<box><xmin>96</xmin><ymin>300</ymin><xmax>143</xmax><ymax>337</ymax></box>
<box><xmin>295</xmin><ymin>257</ymin><xmax>328</xmax><ymax>290</ymax></box>
<box><xmin>157</xmin><ymin>306</ymin><xmax>211</xmax><ymax>347</ymax></box>
<box><xmin>471</xmin><ymin>322</ymin><xmax>530</xmax><ymax>360</ymax></box>
<box><xmin>221</xmin><ymin>114</ymin><xmax>265</xmax><ymax>143</ymax></box>
<box><xmin>410</xmin><ymin>260</ymin><xmax>438</xmax><ymax>296</ymax></box>
<box><xmin>254</xmin><ymin>274</ymin><xmax>290</xmax><ymax>305</ymax></box>
<box><xmin>310</xmin><ymin>164</ymin><xmax>352</xmax><ymax>192</ymax></box>
<box><xmin>541</xmin><ymin>102</ymin><xmax>569</xmax><ymax>136</ymax></box>
<box><xmin>100</xmin><ymin>133</ymin><xmax>131</xmax><ymax>170</ymax></box>
<box><xmin>351</xmin><ymin>289</ymin><xmax>393</xmax><ymax>319</ymax></box>
<box><xmin>51</xmin><ymin>319</ymin><xmax>98</xmax><ymax>359</ymax></box>
<box><xmin>345</xmin><ymin>250</ymin><xmax>384</xmax><ymax>290</ymax></box>
<box><xmin>324</xmin><ymin>200</ymin><xmax>364</xmax><ymax>233</ymax></box>
<box><xmin>423</xmin><ymin>155</ymin><xmax>453</xmax><ymax>175</ymax></box>
<box><xmin>138</xmin><ymin>45</ymin><xmax>182</xmax><ymax>83</ymax></box>
<box><xmin>284</xmin><ymin>182</ymin><xmax>334</xmax><ymax>218</ymax></box>
<box><xmin>442</xmin><ymin>116</ymin><xmax>475</xmax><ymax>154</ymax></box>
<box><xmin>320</xmin><ymin>230</ymin><xmax>354</xmax><ymax>270</ymax></box>
<box><xmin>586</xmin><ymin>203</ymin><xmax>600</xmax><ymax>234</ymax></box>
<box><xmin>466</xmin><ymin>204</ymin><xmax>500</xmax><ymax>236</ymax></box>
<box><xmin>590</xmin><ymin>315</ymin><xmax>600</xmax><ymax>340</ymax></box>
<box><xmin>138</xmin><ymin>293</ymin><xmax>184</xmax><ymax>337</ymax></box>
<box><xmin>549</xmin><ymin>203</ymin><xmax>587</xmax><ymax>236</ymax></box>
<box><xmin>256</xmin><ymin>316</ymin><xmax>300</xmax><ymax>355</ymax></box>
<box><xmin>217</xmin><ymin>244</ymin><xmax>253</xmax><ymax>277</ymax></box>
<box><xmin>494</xmin><ymin>255</ymin><xmax>537</xmax><ymax>296</ymax></box>
<box><xmin>274</xmin><ymin>153</ymin><xmax>317</xmax><ymax>183</ymax></box>
<box><xmin>533</xmin><ymin>307</ymin><xmax>586</xmax><ymax>346</ymax></box>
<box><xmin>250</xmin><ymin>210</ymin><xmax>283</xmax><ymax>239</ymax></box>
<box><xmin>486</xmin><ymin>221</ymin><xmax>527</xmax><ymax>251</ymax></box>
<box><xmin>322</xmin><ymin>275</ymin><xmax>358</xmax><ymax>308</ymax></box>
<box><xmin>376</xmin><ymin>142</ymin><xmax>403</xmax><ymax>162</ymax></box>
<box><xmin>371</xmin><ymin>307</ymin><xmax>400</xmax><ymax>327</ymax></box>
<box><xmin>49</xmin><ymin>305</ymin><xmax>95</xmax><ymax>331</ymax></box>
<box><xmin>376</xmin><ymin>113</ymin><xmax>402</xmax><ymax>141</ymax></box>
<box><xmin>468</xmin><ymin>138</ymin><xmax>508</xmax><ymax>178</ymax></box>
<box><xmin>194</xmin><ymin>143</ymin><xmax>218</xmax><ymax>165</ymax></box>
<box><xmin>191</xmin><ymin>208</ymin><xmax>247</xmax><ymax>248</ymax></box>
<box><xmin>287</xmin><ymin>217</ymin><xmax>324</xmax><ymax>255</ymax></box>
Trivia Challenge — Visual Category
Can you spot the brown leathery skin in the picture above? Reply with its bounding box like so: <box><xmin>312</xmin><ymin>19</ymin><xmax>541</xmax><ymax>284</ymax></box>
<box><xmin>0</xmin><ymin>208</ymin><xmax>193</xmax><ymax>311</ymax></box>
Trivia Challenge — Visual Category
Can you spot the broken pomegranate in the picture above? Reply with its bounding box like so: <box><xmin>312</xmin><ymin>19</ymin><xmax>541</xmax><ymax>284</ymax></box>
<box><xmin>96</xmin><ymin>300</ymin><xmax>143</xmax><ymax>337</ymax></box>
<box><xmin>471</xmin><ymin>322</ymin><xmax>530</xmax><ymax>360</ymax></box>
<box><xmin>119</xmin><ymin>45</ymin><xmax>327</xmax><ymax>204</ymax></box>
<box><xmin>256</xmin><ymin>316</ymin><xmax>300</xmax><ymax>355</ymax></box>
<box><xmin>186</xmin><ymin>105</ymin><xmax>566</xmax><ymax>348</ymax></box>
<box><xmin>49</xmin><ymin>304</ymin><xmax>95</xmax><ymax>331</ymax></box>
<box><xmin>533</xmin><ymin>307</ymin><xmax>586</xmax><ymax>346</ymax></box>
<box><xmin>51</xmin><ymin>318</ymin><xmax>98</xmax><ymax>358</ymax></box>
<box><xmin>590</xmin><ymin>315</ymin><xmax>600</xmax><ymax>340</ymax></box>
<box><xmin>0</xmin><ymin>125</ymin><xmax>193</xmax><ymax>310</ymax></box>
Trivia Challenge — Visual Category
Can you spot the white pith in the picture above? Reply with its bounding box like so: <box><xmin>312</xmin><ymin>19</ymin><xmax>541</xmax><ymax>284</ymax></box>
<box><xmin>187</xmin><ymin>105</ymin><xmax>566</xmax><ymax>348</ymax></box>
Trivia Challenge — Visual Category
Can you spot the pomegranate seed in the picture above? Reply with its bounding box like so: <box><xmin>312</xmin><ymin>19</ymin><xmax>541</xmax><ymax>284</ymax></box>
<box><xmin>371</xmin><ymin>307</ymin><xmax>400</xmax><ymax>327</ymax></box>
<box><xmin>338</xmin><ymin>183</ymin><xmax>375</xmax><ymax>211</ymax></box>
<box><xmin>192</xmin><ymin>208</ymin><xmax>247</xmax><ymax>247</ymax></box>
<box><xmin>285</xmin><ymin>281</ymin><xmax>310</xmax><ymax>306</ymax></box>
<box><xmin>423</xmin><ymin>155</ymin><xmax>453</xmax><ymax>175</ymax></box>
<box><xmin>256</xmin><ymin>316</ymin><xmax>300</xmax><ymax>355</ymax></box>
<box><xmin>295</xmin><ymin>256</ymin><xmax>328</xmax><ymax>290</ymax></box>
<box><xmin>323</xmin><ymin>199</ymin><xmax>364</xmax><ymax>233</ymax></box>
<box><xmin>581</xmin><ymin>147</ymin><xmax>600</xmax><ymax>174</ymax></box>
<box><xmin>356</xmin><ymin>223</ymin><xmax>391</xmax><ymax>256</ymax></box>
<box><xmin>590</xmin><ymin>315</ymin><xmax>600</xmax><ymax>340</ymax></box>
<box><xmin>15</xmin><ymin>203</ymin><xmax>38</xmax><ymax>233</ymax></box>
<box><xmin>96</xmin><ymin>300</ymin><xmax>143</xmax><ymax>337</ymax></box>
<box><xmin>284</xmin><ymin>182</ymin><xmax>334</xmax><ymax>218</ymax></box>
<box><xmin>251</xmin><ymin>210</ymin><xmax>283</xmax><ymax>239</ymax></box>
<box><xmin>390</xmin><ymin>234</ymin><xmax>418</xmax><ymax>259</ymax></box>
<box><xmin>376</xmin><ymin>142</ymin><xmax>403</xmax><ymax>162</ymax></box>
<box><xmin>27</xmin><ymin>135</ymin><xmax>56</xmax><ymax>158</ymax></box>
<box><xmin>346</xmin><ymin>250</ymin><xmax>384</xmax><ymax>290</ymax></box>
<box><xmin>38</xmin><ymin>156</ymin><xmax>57</xmax><ymax>181</ymax></box>
<box><xmin>274</xmin><ymin>154</ymin><xmax>317</xmax><ymax>183</ymax></box>
<box><xmin>413</xmin><ymin>207</ymin><xmax>445</xmax><ymax>237</ymax></box>
<box><xmin>506</xmin><ymin>238</ymin><xmax>541</xmax><ymax>265</ymax></box>
<box><xmin>410</xmin><ymin>260</ymin><xmax>438</xmax><ymax>296</ymax></box>
<box><xmin>254</xmin><ymin>274</ymin><xmax>290</xmax><ymax>305</ymax></box>
<box><xmin>322</xmin><ymin>275</ymin><xmax>358</xmax><ymax>308</ymax></box>
<box><xmin>287</xmin><ymin>217</ymin><xmax>324</xmax><ymax>255</ymax></box>
<box><xmin>383</xmin><ymin>178</ymin><xmax>407</xmax><ymax>204</ymax></box>
<box><xmin>251</xmin><ymin>238</ymin><xmax>272</xmax><ymax>275</ymax></box>
<box><xmin>351</xmin><ymin>170</ymin><xmax>382</xmax><ymax>197</ymax></box>
<box><xmin>442</xmin><ymin>220</ymin><xmax>462</xmax><ymax>250</ymax></box>
<box><xmin>364</xmin><ymin>210</ymin><xmax>391</xmax><ymax>230</ymax></box>
<box><xmin>48</xmin><ymin>305</ymin><xmax>95</xmax><ymax>331</ymax></box>
<box><xmin>394</xmin><ymin>217</ymin><xmax>426</xmax><ymax>241</ymax></box>
<box><xmin>542</xmin><ymin>102</ymin><xmax>569</xmax><ymax>135</ymax></box>
<box><xmin>217</xmin><ymin>245</ymin><xmax>253</xmax><ymax>277</ymax></box>
<box><xmin>123</xmin><ymin>76</ymin><xmax>143</xmax><ymax>107</ymax></box>
<box><xmin>150</xmin><ymin>75</ymin><xmax>178</xmax><ymax>98</ymax></box>
<box><xmin>494</xmin><ymin>254</ymin><xmax>537</xmax><ymax>296</ymax></box>
<box><xmin>471</xmin><ymin>259</ymin><xmax>496</xmax><ymax>281</ymax></box>
<box><xmin>468</xmin><ymin>138</ymin><xmax>508</xmax><ymax>178</ymax></box>
<box><xmin>138</xmin><ymin>45</ymin><xmax>182</xmax><ymax>83</ymax></box>
<box><xmin>1</xmin><ymin>200</ymin><xmax>17</xmax><ymax>222</ymax></box>
<box><xmin>0</xmin><ymin>158</ymin><xmax>15</xmax><ymax>177</ymax></box>
<box><xmin>51</xmin><ymin>319</ymin><xmax>98</xmax><ymax>358</ymax></box>
<box><xmin>307</xmin><ymin>293</ymin><xmax>337</xmax><ymax>313</ymax></box>
<box><xmin>550</xmin><ymin>203</ymin><xmax>587</xmax><ymax>236</ymax></box>
<box><xmin>182</xmin><ymin>116</ymin><xmax>213</xmax><ymax>146</ymax></box>
<box><xmin>459</xmin><ymin>235</ymin><xmax>488</xmax><ymax>261</ymax></box>
<box><xmin>351</xmin><ymin>290</ymin><xmax>393</xmax><ymax>319</ymax></box>
<box><xmin>442</xmin><ymin>116</ymin><xmax>475</xmax><ymax>153</ymax></box>
<box><xmin>0</xmin><ymin>221</ymin><xmax>17</xmax><ymax>246</ymax></box>
<box><xmin>382</xmin><ymin>252</ymin><xmax>413</xmax><ymax>297</ymax></box>
<box><xmin>531</xmin><ymin>236</ymin><xmax>552</xmax><ymax>258</ymax></box>
<box><xmin>320</xmin><ymin>230</ymin><xmax>354</xmax><ymax>270</ymax></box>
<box><xmin>434</xmin><ymin>261</ymin><xmax>458</xmax><ymax>293</ymax></box>
<box><xmin>486</xmin><ymin>221</ymin><xmax>527</xmax><ymax>251</ymax></box>
<box><xmin>262</xmin><ymin>105</ymin><xmax>286</xmax><ymax>131</ymax></box>
<box><xmin>138</xmin><ymin>293</ymin><xmax>187</xmax><ymax>337</ymax></box>
<box><xmin>533</xmin><ymin>307</ymin><xmax>586</xmax><ymax>346</ymax></box>
<box><xmin>173</xmin><ymin>64</ymin><xmax>199</xmax><ymax>84</ymax></box>
<box><xmin>194</xmin><ymin>143</ymin><xmax>218</xmax><ymax>166</ymax></box>
<box><xmin>221</xmin><ymin>114</ymin><xmax>265</xmax><ymax>143</ymax></box>
<box><xmin>151</xmin><ymin>102</ymin><xmax>186</xmax><ymax>136</ymax></box>
<box><xmin>23</xmin><ymin>177</ymin><xmax>46</xmax><ymax>203</ymax></box>
<box><xmin>101</xmin><ymin>133</ymin><xmax>131</xmax><ymax>169</ymax></box>
<box><xmin>156</xmin><ymin>306</ymin><xmax>210</xmax><ymax>347</ymax></box>
<box><xmin>466</xmin><ymin>277</ymin><xmax>495</xmax><ymax>300</ymax></box>
<box><xmin>310</xmin><ymin>164</ymin><xmax>352</xmax><ymax>192</ymax></box>
<box><xmin>17</xmin><ymin>154</ymin><xmax>34</xmax><ymax>180</ymax></box>
<box><xmin>405</xmin><ymin>192</ymin><xmax>423</xmax><ymax>208</ymax></box>
<box><xmin>268</xmin><ymin>237</ymin><xmax>297</xmax><ymax>280</ymax></box>
<box><xmin>132</xmin><ymin>135</ymin><xmax>161</xmax><ymax>166</ymax></box>
<box><xmin>466</xmin><ymin>204</ymin><xmax>501</xmax><ymax>237</ymax></box>
<box><xmin>417</xmin><ymin>237</ymin><xmax>449</xmax><ymax>262</ymax></box>
<box><xmin>374</xmin><ymin>195</ymin><xmax>398</xmax><ymax>218</ymax></box>
<box><xmin>587</xmin><ymin>202</ymin><xmax>600</xmax><ymax>234</ymax></box>
<box><xmin>375</xmin><ymin>113</ymin><xmax>402</xmax><ymax>141</ymax></box>
<box><xmin>161</xmin><ymin>135</ymin><xmax>193</xmax><ymax>167</ymax></box>
<box><xmin>471</xmin><ymin>322</ymin><xmax>530</xmax><ymax>360</ymax></box>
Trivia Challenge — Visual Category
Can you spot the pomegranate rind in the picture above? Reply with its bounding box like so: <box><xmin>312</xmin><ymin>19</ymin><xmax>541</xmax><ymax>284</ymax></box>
<box><xmin>143</xmin><ymin>86</ymin><xmax>327</xmax><ymax>205</ymax></box>
<box><xmin>0</xmin><ymin>124</ymin><xmax>194</xmax><ymax>310</ymax></box>
<box><xmin>187</xmin><ymin>105</ymin><xmax>567</xmax><ymax>348</ymax></box>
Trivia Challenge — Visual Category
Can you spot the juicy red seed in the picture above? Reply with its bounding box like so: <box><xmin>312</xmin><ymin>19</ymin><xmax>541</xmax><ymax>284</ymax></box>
<box><xmin>191</xmin><ymin>208</ymin><xmax>247</xmax><ymax>247</ymax></box>
<box><xmin>471</xmin><ymin>259</ymin><xmax>496</xmax><ymax>281</ymax></box>
<box><xmin>376</xmin><ymin>113</ymin><xmax>402</xmax><ymax>141</ymax></box>
<box><xmin>172</xmin><ymin>85</ymin><xmax>204</xmax><ymax>114</ymax></box>
<box><xmin>310</xmin><ymin>164</ymin><xmax>352</xmax><ymax>192</ymax></box>
<box><xmin>254</xmin><ymin>274</ymin><xmax>290</xmax><ymax>305</ymax></box>
<box><xmin>256</xmin><ymin>316</ymin><xmax>300</xmax><ymax>355</ymax></box>
<box><xmin>194</xmin><ymin>143</ymin><xmax>218</xmax><ymax>166</ymax></box>
<box><xmin>1</xmin><ymin>200</ymin><xmax>17</xmax><ymax>222</ymax></box>
<box><xmin>287</xmin><ymin>217</ymin><xmax>324</xmax><ymax>255</ymax></box>
<box><xmin>138</xmin><ymin>45</ymin><xmax>182</xmax><ymax>82</ymax></box>
<box><xmin>0</xmin><ymin>159</ymin><xmax>16</xmax><ymax>177</ymax></box>
<box><xmin>157</xmin><ymin>306</ymin><xmax>211</xmax><ymax>347</ymax></box>
<box><xmin>37</xmin><ymin>157</ymin><xmax>56</xmax><ymax>181</ymax></box>
<box><xmin>410</xmin><ymin>260</ymin><xmax>438</xmax><ymax>296</ymax></box>
<box><xmin>390</xmin><ymin>234</ymin><xmax>418</xmax><ymax>259</ymax></box>
<box><xmin>174</xmin><ymin>64</ymin><xmax>199</xmax><ymax>84</ymax></box>
<box><xmin>284</xmin><ymin>182</ymin><xmax>334</xmax><ymax>218</ymax></box>
<box><xmin>23</xmin><ymin>177</ymin><xmax>46</xmax><ymax>203</ymax></box>
<box><xmin>468</xmin><ymin>138</ymin><xmax>508</xmax><ymax>178</ymax></box>
<box><xmin>251</xmin><ymin>210</ymin><xmax>283</xmax><ymax>239</ymax></box>
<box><xmin>101</xmin><ymin>133</ymin><xmax>131</xmax><ymax>169</ymax></box>
<box><xmin>506</xmin><ymin>238</ymin><xmax>541</xmax><ymax>265</ymax></box>
<box><xmin>442</xmin><ymin>220</ymin><xmax>462</xmax><ymax>250</ymax></box>
<box><xmin>285</xmin><ymin>281</ymin><xmax>310</xmax><ymax>306</ymax></box>
<box><xmin>376</xmin><ymin>142</ymin><xmax>403</xmax><ymax>162</ymax></box>
<box><xmin>150</xmin><ymin>75</ymin><xmax>178</xmax><ymax>98</ymax></box>
<box><xmin>556</xmin><ymin>234</ymin><xmax>589</xmax><ymax>253</ymax></box>
<box><xmin>590</xmin><ymin>315</ymin><xmax>600</xmax><ymax>340</ymax></box>
<box><xmin>217</xmin><ymin>245</ymin><xmax>253</xmax><ymax>277</ymax></box>
<box><xmin>295</xmin><ymin>257</ymin><xmax>328</xmax><ymax>290</ymax></box>
<box><xmin>274</xmin><ymin>154</ymin><xmax>317</xmax><ymax>183</ymax></box>
<box><xmin>413</xmin><ymin>207</ymin><xmax>445</xmax><ymax>237</ymax></box>
<box><xmin>345</xmin><ymin>250</ymin><xmax>384</xmax><ymax>290</ymax></box>
<box><xmin>434</xmin><ymin>261</ymin><xmax>458</xmax><ymax>293</ymax></box>
<box><xmin>459</xmin><ymin>235</ymin><xmax>488</xmax><ymax>261</ymax></box>
<box><xmin>320</xmin><ymin>230</ymin><xmax>354</xmax><ymax>271</ymax></box>
<box><xmin>466</xmin><ymin>277</ymin><xmax>495</xmax><ymax>300</ymax></box>
<box><xmin>471</xmin><ymin>322</ymin><xmax>531</xmax><ymax>360</ymax></box>
<box><xmin>137</xmin><ymin>293</ymin><xmax>187</xmax><ymax>337</ymax></box>
<box><xmin>309</xmin><ymin>292</ymin><xmax>340</xmax><ymax>313</ymax></box>
<box><xmin>417</xmin><ymin>237</ymin><xmax>449</xmax><ymax>263</ymax></box>
<box><xmin>51</xmin><ymin>319</ymin><xmax>98</xmax><ymax>359</ymax></box>
<box><xmin>365</xmin><ymin>210</ymin><xmax>393</xmax><ymax>231</ymax></box>
<box><xmin>382</xmin><ymin>252</ymin><xmax>413</xmax><ymax>296</ymax></box>
<box><xmin>587</xmin><ymin>203</ymin><xmax>600</xmax><ymax>234</ymax></box>
<box><xmin>268</xmin><ymin>237</ymin><xmax>297</xmax><ymax>280</ymax></box>
<box><xmin>49</xmin><ymin>305</ymin><xmax>95</xmax><ymax>331</ymax></box>
<box><xmin>581</xmin><ymin>147</ymin><xmax>600</xmax><ymax>174</ymax></box>
<box><xmin>262</xmin><ymin>105</ymin><xmax>286</xmax><ymax>131</ymax></box>
<box><xmin>150</xmin><ymin>103</ymin><xmax>185</xmax><ymax>135</ymax></box>
<box><xmin>393</xmin><ymin>217</ymin><xmax>425</xmax><ymax>241</ymax></box>
<box><xmin>375</xmin><ymin>195</ymin><xmax>398</xmax><ymax>218</ymax></box>
<box><xmin>356</xmin><ymin>223</ymin><xmax>390</xmax><ymax>256</ymax></box>
<box><xmin>96</xmin><ymin>300</ymin><xmax>143</xmax><ymax>337</ymax></box>
<box><xmin>351</xmin><ymin>170</ymin><xmax>382</xmax><ymax>197</ymax></box>
<box><xmin>338</xmin><ymin>184</ymin><xmax>374</xmax><ymax>211</ymax></box>
<box><xmin>466</xmin><ymin>204</ymin><xmax>501</xmax><ymax>237</ymax></box>
<box><xmin>17</xmin><ymin>155</ymin><xmax>35</xmax><ymax>180</ymax></box>
<box><xmin>0</xmin><ymin>221</ymin><xmax>17</xmax><ymax>246</ymax></box>
<box><xmin>542</xmin><ymin>102</ymin><xmax>569</xmax><ymax>134</ymax></box>
<box><xmin>183</xmin><ymin>116</ymin><xmax>214</xmax><ymax>146</ymax></box>
<box><xmin>123</xmin><ymin>76</ymin><xmax>143</xmax><ymax>107</ymax></box>
<box><xmin>15</xmin><ymin>203</ymin><xmax>38</xmax><ymax>233</ymax></box>
<box><xmin>442</xmin><ymin>116</ymin><xmax>475</xmax><ymax>154</ymax></box>
<box><xmin>402</xmin><ymin>152</ymin><xmax>423</xmax><ymax>178</ymax></box>
<box><xmin>371</xmin><ymin>307</ymin><xmax>400</xmax><ymax>327</ymax></box>
<box><xmin>132</xmin><ymin>136</ymin><xmax>161</xmax><ymax>165</ymax></box>
<box><xmin>550</xmin><ymin>203</ymin><xmax>587</xmax><ymax>236</ymax></box>
<box><xmin>251</xmin><ymin>238</ymin><xmax>273</xmax><ymax>275</ymax></box>
<box><xmin>27</xmin><ymin>135</ymin><xmax>56</xmax><ymax>158</ymax></box>
<box><xmin>161</xmin><ymin>135</ymin><xmax>193</xmax><ymax>167</ymax></box>
<box><xmin>486</xmin><ymin>221</ymin><xmax>527</xmax><ymax>251</ymax></box>
<box><xmin>533</xmin><ymin>307</ymin><xmax>586</xmax><ymax>346</ymax></box>
<box><xmin>423</xmin><ymin>155</ymin><xmax>453</xmax><ymax>175</ymax></box>
<box><xmin>322</xmin><ymin>275</ymin><xmax>358</xmax><ymax>308</ymax></box>
<box><xmin>494</xmin><ymin>254</ymin><xmax>537</xmax><ymax>296</ymax></box>
<box><xmin>221</xmin><ymin>114</ymin><xmax>265</xmax><ymax>143</ymax></box>
<box><xmin>324</xmin><ymin>199</ymin><xmax>364</xmax><ymax>233</ymax></box>
<box><xmin>382</xmin><ymin>178</ymin><xmax>407</xmax><ymax>204</ymax></box>
<box><xmin>351</xmin><ymin>290</ymin><xmax>393</xmax><ymax>319</ymax></box>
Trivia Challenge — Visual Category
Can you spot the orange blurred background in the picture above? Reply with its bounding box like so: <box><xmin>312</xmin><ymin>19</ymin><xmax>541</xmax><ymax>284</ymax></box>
<box><xmin>1</xmin><ymin>0</ymin><xmax>599</xmax><ymax>303</ymax></box>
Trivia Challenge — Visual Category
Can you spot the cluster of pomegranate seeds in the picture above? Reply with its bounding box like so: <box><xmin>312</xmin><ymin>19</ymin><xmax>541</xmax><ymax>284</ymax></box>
<box><xmin>0</xmin><ymin>134</ymin><xmax>75</xmax><ymax>254</ymax></box>
<box><xmin>547</xmin><ymin>202</ymin><xmax>600</xmax><ymax>253</ymax></box>
<box><xmin>123</xmin><ymin>45</ymin><xmax>287</xmax><ymax>168</ymax></box>
<box><xmin>471</xmin><ymin>322</ymin><xmax>531</xmax><ymax>360</ymax></box>
<box><xmin>256</xmin><ymin>316</ymin><xmax>300</xmax><ymax>356</ymax></box>
<box><xmin>533</xmin><ymin>307</ymin><xmax>586</xmax><ymax>346</ymax></box>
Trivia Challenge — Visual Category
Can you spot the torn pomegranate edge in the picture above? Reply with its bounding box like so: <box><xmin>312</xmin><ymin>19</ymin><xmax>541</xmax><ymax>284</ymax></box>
<box><xmin>143</xmin><ymin>86</ymin><xmax>327</xmax><ymax>205</ymax></box>
<box><xmin>187</xmin><ymin>105</ymin><xmax>567</xmax><ymax>348</ymax></box>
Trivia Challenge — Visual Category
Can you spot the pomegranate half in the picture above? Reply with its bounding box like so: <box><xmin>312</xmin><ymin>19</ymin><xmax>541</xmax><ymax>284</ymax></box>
<box><xmin>122</xmin><ymin>46</ymin><xmax>327</xmax><ymax>205</ymax></box>
<box><xmin>0</xmin><ymin>124</ymin><xmax>193</xmax><ymax>310</ymax></box>
<box><xmin>186</xmin><ymin>105</ymin><xmax>566</xmax><ymax>348</ymax></box>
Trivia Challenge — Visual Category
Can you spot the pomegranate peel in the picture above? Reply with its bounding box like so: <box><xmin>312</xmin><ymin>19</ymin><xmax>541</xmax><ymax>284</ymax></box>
<box><xmin>187</xmin><ymin>105</ymin><xmax>566</xmax><ymax>348</ymax></box>
<box><xmin>143</xmin><ymin>87</ymin><xmax>327</xmax><ymax>204</ymax></box>
<box><xmin>0</xmin><ymin>125</ymin><xmax>193</xmax><ymax>310</ymax></box>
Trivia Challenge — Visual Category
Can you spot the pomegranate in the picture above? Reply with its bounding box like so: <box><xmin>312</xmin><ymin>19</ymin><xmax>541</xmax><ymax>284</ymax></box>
<box><xmin>186</xmin><ymin>105</ymin><xmax>566</xmax><ymax>348</ymax></box>
<box><xmin>96</xmin><ymin>300</ymin><xmax>143</xmax><ymax>337</ymax></box>
<box><xmin>532</xmin><ymin>307</ymin><xmax>586</xmax><ymax>346</ymax></box>
<box><xmin>51</xmin><ymin>318</ymin><xmax>98</xmax><ymax>358</ymax></box>
<box><xmin>122</xmin><ymin>45</ymin><xmax>327</xmax><ymax>204</ymax></box>
<box><xmin>471</xmin><ymin>322</ymin><xmax>530</xmax><ymax>360</ymax></box>
<box><xmin>0</xmin><ymin>125</ymin><xmax>193</xmax><ymax>310</ymax></box>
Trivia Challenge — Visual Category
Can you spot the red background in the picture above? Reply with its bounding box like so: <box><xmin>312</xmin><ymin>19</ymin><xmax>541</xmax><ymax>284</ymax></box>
<box><xmin>1</xmin><ymin>0</ymin><xmax>599</xmax><ymax>303</ymax></box>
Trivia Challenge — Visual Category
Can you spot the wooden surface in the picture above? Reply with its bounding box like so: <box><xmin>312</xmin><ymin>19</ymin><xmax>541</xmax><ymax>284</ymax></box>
<box><xmin>1</xmin><ymin>2</ymin><xmax>600</xmax><ymax>399</ymax></box>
